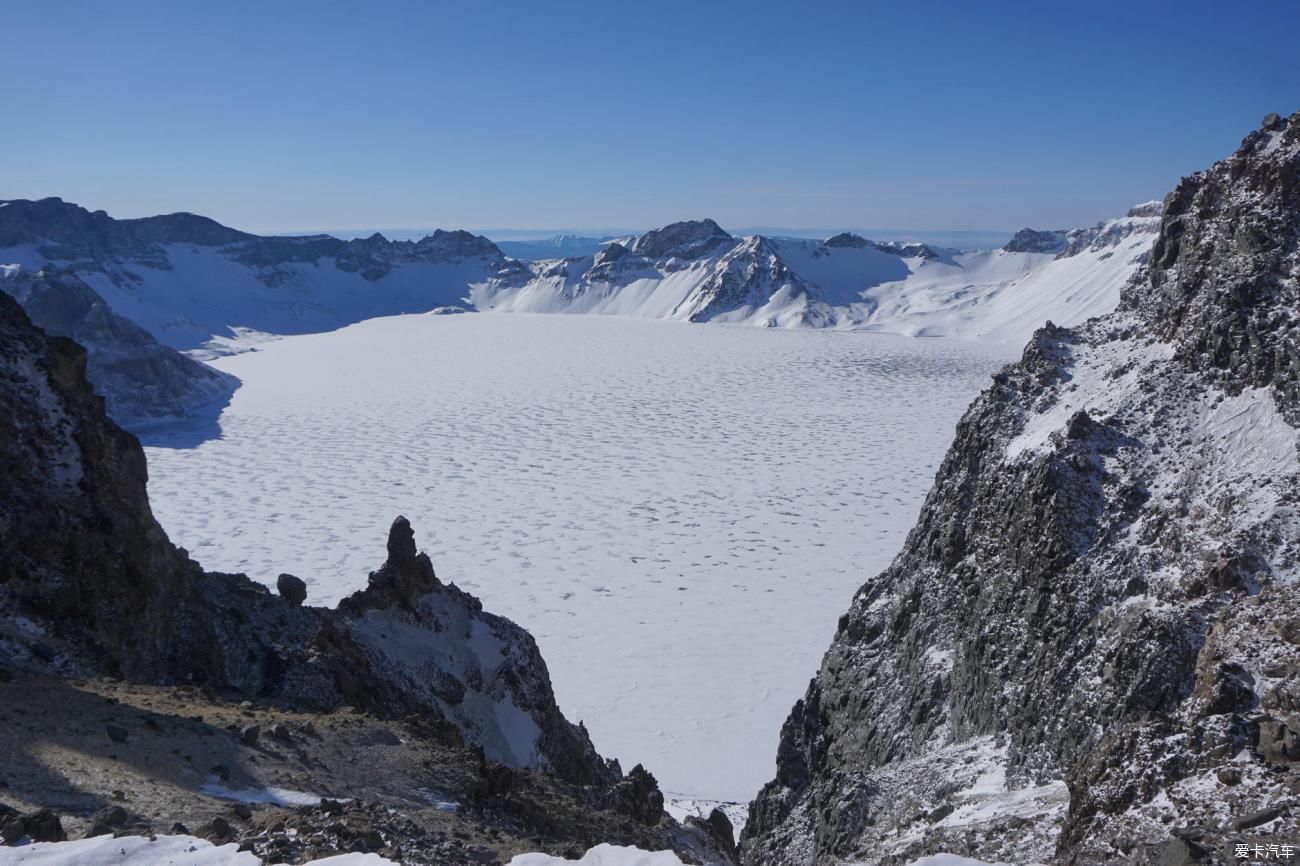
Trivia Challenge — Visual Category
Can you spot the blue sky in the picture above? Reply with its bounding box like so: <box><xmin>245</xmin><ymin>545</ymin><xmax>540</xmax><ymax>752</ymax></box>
<box><xmin>3</xmin><ymin>0</ymin><xmax>1297</xmax><ymax>235</ymax></box>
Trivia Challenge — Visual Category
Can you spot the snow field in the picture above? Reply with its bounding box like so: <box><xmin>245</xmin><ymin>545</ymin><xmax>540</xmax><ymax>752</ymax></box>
<box><xmin>142</xmin><ymin>313</ymin><xmax>1013</xmax><ymax>801</ymax></box>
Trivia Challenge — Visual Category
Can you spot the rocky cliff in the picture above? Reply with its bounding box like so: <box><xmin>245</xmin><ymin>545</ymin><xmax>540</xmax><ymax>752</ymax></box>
<box><xmin>743</xmin><ymin>112</ymin><xmax>1300</xmax><ymax>865</ymax></box>
<box><xmin>0</xmin><ymin>288</ymin><xmax>733</xmax><ymax>863</ymax></box>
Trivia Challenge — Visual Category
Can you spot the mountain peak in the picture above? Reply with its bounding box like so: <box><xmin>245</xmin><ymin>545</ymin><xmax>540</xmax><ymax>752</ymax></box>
<box><xmin>1130</xmin><ymin>107</ymin><xmax>1300</xmax><ymax>416</ymax></box>
<box><xmin>632</xmin><ymin>218</ymin><xmax>732</xmax><ymax>260</ymax></box>
<box><xmin>1002</xmin><ymin>227</ymin><xmax>1068</xmax><ymax>253</ymax></box>
<box><xmin>824</xmin><ymin>232</ymin><xmax>868</xmax><ymax>248</ymax></box>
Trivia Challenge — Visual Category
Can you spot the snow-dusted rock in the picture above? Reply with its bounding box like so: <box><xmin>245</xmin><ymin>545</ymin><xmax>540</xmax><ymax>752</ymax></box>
<box><xmin>742</xmin><ymin>112</ymin><xmax>1300</xmax><ymax>864</ymax></box>
<box><xmin>0</xmin><ymin>265</ymin><xmax>237</xmax><ymax>429</ymax></box>
<box><xmin>477</xmin><ymin>211</ymin><xmax>1159</xmax><ymax>343</ymax></box>
<box><xmin>0</xmin><ymin>197</ymin><xmax>525</xmax><ymax>354</ymax></box>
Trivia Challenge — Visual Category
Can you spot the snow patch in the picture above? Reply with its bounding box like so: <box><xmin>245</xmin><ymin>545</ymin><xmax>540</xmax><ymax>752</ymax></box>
<box><xmin>507</xmin><ymin>844</ymin><xmax>687</xmax><ymax>866</ymax></box>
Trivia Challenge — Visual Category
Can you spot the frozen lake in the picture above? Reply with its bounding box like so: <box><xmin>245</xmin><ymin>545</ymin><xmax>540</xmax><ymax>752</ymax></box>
<box><xmin>142</xmin><ymin>313</ymin><xmax>1014</xmax><ymax>803</ymax></box>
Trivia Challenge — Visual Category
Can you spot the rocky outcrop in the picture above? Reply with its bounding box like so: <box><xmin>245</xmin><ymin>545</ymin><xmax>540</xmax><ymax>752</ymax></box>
<box><xmin>0</xmin><ymin>286</ymin><xmax>215</xmax><ymax>681</ymax></box>
<box><xmin>824</xmin><ymin>233</ymin><xmax>869</xmax><ymax>249</ymax></box>
<box><xmin>0</xmin><ymin>288</ymin><xmax>736</xmax><ymax>861</ymax></box>
<box><xmin>0</xmin><ymin>266</ymin><xmax>237</xmax><ymax>428</ymax></box>
<box><xmin>673</xmin><ymin>236</ymin><xmax>815</xmax><ymax>323</ymax></box>
<box><xmin>632</xmin><ymin>219</ymin><xmax>733</xmax><ymax>260</ymax></box>
<box><xmin>869</xmin><ymin>240</ymin><xmax>939</xmax><ymax>260</ymax></box>
<box><xmin>1058</xmin><ymin>202</ymin><xmax>1163</xmax><ymax>260</ymax></box>
<box><xmin>743</xmin><ymin>112</ymin><xmax>1300</xmax><ymax>865</ymax></box>
<box><xmin>1003</xmin><ymin>227</ymin><xmax>1069</xmax><ymax>253</ymax></box>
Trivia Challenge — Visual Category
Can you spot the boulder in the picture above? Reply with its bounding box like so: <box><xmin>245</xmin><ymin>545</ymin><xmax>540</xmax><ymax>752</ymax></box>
<box><xmin>276</xmin><ymin>573</ymin><xmax>307</xmax><ymax>606</ymax></box>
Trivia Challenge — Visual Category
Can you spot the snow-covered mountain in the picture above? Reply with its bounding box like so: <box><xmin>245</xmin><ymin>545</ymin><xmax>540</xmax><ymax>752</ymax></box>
<box><xmin>0</xmin><ymin>265</ymin><xmax>237</xmax><ymax>429</ymax></box>
<box><xmin>475</xmin><ymin>209</ymin><xmax>1161</xmax><ymax>343</ymax></box>
<box><xmin>0</xmin><ymin>197</ymin><xmax>527</xmax><ymax>355</ymax></box>
<box><xmin>1</xmin><ymin>198</ymin><xmax>1159</xmax><ymax>365</ymax></box>
<box><xmin>743</xmin><ymin>112</ymin><xmax>1300</xmax><ymax>865</ymax></box>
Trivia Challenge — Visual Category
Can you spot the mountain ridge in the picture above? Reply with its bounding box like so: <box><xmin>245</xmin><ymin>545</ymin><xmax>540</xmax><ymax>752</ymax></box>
<box><xmin>1</xmin><ymin>198</ymin><xmax>1159</xmax><ymax>362</ymax></box>
<box><xmin>741</xmin><ymin>111</ymin><xmax>1300</xmax><ymax>865</ymax></box>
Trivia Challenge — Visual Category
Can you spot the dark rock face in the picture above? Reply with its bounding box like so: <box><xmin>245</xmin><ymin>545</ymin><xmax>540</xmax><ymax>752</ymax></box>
<box><xmin>824</xmin><ymin>232</ymin><xmax>869</xmax><ymax>249</ymax></box>
<box><xmin>632</xmin><ymin>218</ymin><xmax>733</xmax><ymax>260</ymax></box>
<box><xmin>606</xmin><ymin>764</ymin><xmax>666</xmax><ymax>826</ymax></box>
<box><xmin>869</xmin><ymin>240</ymin><xmax>938</xmax><ymax>260</ymax></box>
<box><xmin>0</xmin><ymin>288</ymin><xmax>217</xmax><ymax>681</ymax></box>
<box><xmin>0</xmin><ymin>809</ymin><xmax>66</xmax><ymax>844</ymax></box>
<box><xmin>744</xmin><ymin>112</ymin><xmax>1300</xmax><ymax>864</ymax></box>
<box><xmin>0</xmin><ymin>267</ymin><xmax>237</xmax><ymax>428</ymax></box>
<box><xmin>1003</xmin><ymin>227</ymin><xmax>1069</xmax><ymax>253</ymax></box>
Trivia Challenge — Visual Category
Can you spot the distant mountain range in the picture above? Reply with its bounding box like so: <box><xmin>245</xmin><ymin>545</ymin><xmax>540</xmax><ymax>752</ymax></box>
<box><xmin>0</xmin><ymin>196</ymin><xmax>1161</xmax><ymax>426</ymax></box>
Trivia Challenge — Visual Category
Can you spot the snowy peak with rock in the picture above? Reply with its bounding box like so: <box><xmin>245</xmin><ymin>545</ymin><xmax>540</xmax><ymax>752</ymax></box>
<box><xmin>0</xmin><ymin>197</ymin><xmax>1161</xmax><ymax>364</ymax></box>
<box><xmin>0</xmin><ymin>264</ymin><xmax>237</xmax><ymax>429</ymax></box>
<box><xmin>0</xmin><ymin>196</ymin><xmax>526</xmax><ymax>355</ymax></box>
<box><xmin>742</xmin><ymin>112</ymin><xmax>1300</xmax><ymax>865</ymax></box>
<box><xmin>477</xmin><ymin>210</ymin><xmax>1160</xmax><ymax>341</ymax></box>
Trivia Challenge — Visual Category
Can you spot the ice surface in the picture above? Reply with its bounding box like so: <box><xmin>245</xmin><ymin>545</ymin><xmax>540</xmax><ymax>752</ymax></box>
<box><xmin>141</xmin><ymin>313</ymin><xmax>1013</xmax><ymax>801</ymax></box>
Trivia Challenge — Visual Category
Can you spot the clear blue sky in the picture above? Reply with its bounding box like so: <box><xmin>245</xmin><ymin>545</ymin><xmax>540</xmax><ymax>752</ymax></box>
<box><xmin>3</xmin><ymin>0</ymin><xmax>1297</xmax><ymax>235</ymax></box>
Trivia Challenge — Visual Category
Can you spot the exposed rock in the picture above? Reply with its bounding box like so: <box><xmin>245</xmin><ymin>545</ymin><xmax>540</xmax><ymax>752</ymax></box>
<box><xmin>606</xmin><ymin>764</ymin><xmax>666</xmax><ymax>827</ymax></box>
<box><xmin>0</xmin><ymin>266</ymin><xmax>238</xmax><ymax>429</ymax></box>
<box><xmin>1235</xmin><ymin>805</ymin><xmax>1284</xmax><ymax>830</ymax></box>
<box><xmin>824</xmin><ymin>232</ymin><xmax>869</xmax><ymax>249</ymax></box>
<box><xmin>1</xmin><ymin>809</ymin><xmax>67</xmax><ymax>845</ymax></box>
<box><xmin>870</xmin><ymin>239</ymin><xmax>938</xmax><ymax>259</ymax></box>
<box><xmin>686</xmin><ymin>807</ymin><xmax>738</xmax><ymax>860</ymax></box>
<box><xmin>1003</xmin><ymin>227</ymin><xmax>1068</xmax><ymax>253</ymax></box>
<box><xmin>744</xmin><ymin>110</ymin><xmax>1300</xmax><ymax>864</ymax></box>
<box><xmin>632</xmin><ymin>218</ymin><xmax>733</xmax><ymax>260</ymax></box>
<box><xmin>198</xmin><ymin>816</ymin><xmax>234</xmax><ymax>843</ymax></box>
<box><xmin>0</xmin><ymin>286</ymin><xmax>730</xmax><ymax>862</ymax></box>
<box><xmin>276</xmin><ymin>573</ymin><xmax>307</xmax><ymax>606</ymax></box>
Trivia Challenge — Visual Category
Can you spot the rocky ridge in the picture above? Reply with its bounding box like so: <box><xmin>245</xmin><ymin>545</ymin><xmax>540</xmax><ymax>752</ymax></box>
<box><xmin>0</xmin><ymin>197</ymin><xmax>530</xmax><ymax>355</ymax></box>
<box><xmin>0</xmin><ymin>197</ymin><xmax>520</xmax><ymax>284</ymax></box>
<box><xmin>741</xmin><ymin>113</ymin><xmax>1300</xmax><ymax>864</ymax></box>
<box><xmin>478</xmin><ymin>210</ymin><xmax>1159</xmax><ymax>337</ymax></box>
<box><xmin>0</xmin><ymin>288</ymin><xmax>733</xmax><ymax>863</ymax></box>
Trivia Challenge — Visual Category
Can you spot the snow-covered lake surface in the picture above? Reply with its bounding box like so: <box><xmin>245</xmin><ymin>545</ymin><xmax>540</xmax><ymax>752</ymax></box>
<box><xmin>142</xmin><ymin>313</ymin><xmax>1014</xmax><ymax>802</ymax></box>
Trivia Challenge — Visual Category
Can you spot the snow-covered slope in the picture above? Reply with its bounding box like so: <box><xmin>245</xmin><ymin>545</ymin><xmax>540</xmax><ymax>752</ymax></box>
<box><xmin>1</xmin><ymin>200</ymin><xmax>1159</xmax><ymax>361</ymax></box>
<box><xmin>0</xmin><ymin>197</ymin><xmax>527</xmax><ymax>355</ymax></box>
<box><xmin>476</xmin><ymin>209</ymin><xmax>1161</xmax><ymax>344</ymax></box>
<box><xmin>0</xmin><ymin>265</ymin><xmax>237</xmax><ymax>429</ymax></box>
